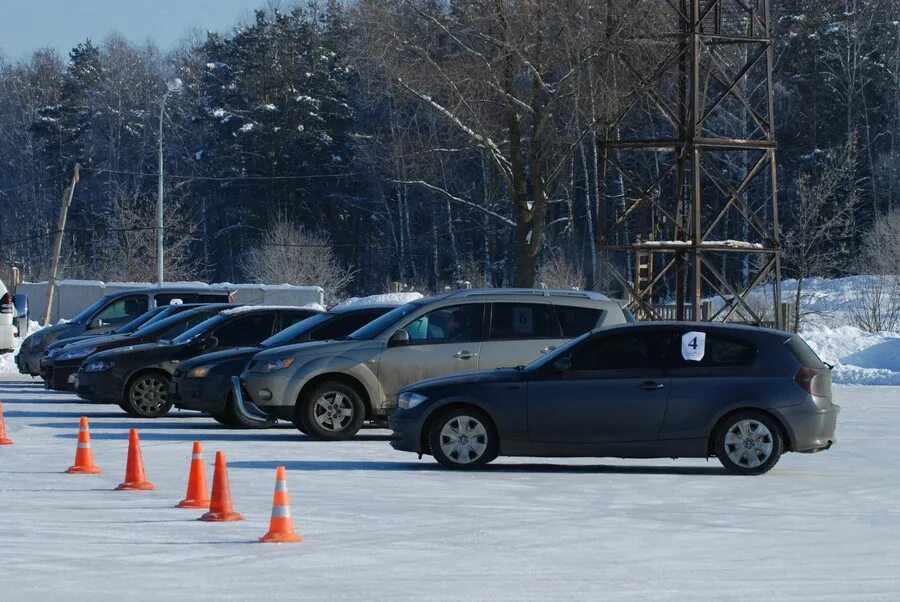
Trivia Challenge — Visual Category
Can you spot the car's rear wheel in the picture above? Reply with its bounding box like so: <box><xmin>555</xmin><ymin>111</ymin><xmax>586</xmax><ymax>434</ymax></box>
<box><xmin>124</xmin><ymin>372</ymin><xmax>173</xmax><ymax>418</ymax></box>
<box><xmin>296</xmin><ymin>382</ymin><xmax>364</xmax><ymax>440</ymax></box>
<box><xmin>428</xmin><ymin>408</ymin><xmax>498</xmax><ymax>469</ymax></box>
<box><xmin>714</xmin><ymin>410</ymin><xmax>784</xmax><ymax>475</ymax></box>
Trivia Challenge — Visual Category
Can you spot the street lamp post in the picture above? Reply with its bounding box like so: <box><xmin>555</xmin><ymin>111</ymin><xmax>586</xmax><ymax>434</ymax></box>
<box><xmin>157</xmin><ymin>77</ymin><xmax>183</xmax><ymax>286</ymax></box>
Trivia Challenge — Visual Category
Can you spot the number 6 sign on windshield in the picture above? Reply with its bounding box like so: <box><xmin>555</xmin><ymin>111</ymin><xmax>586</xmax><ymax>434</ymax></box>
<box><xmin>681</xmin><ymin>331</ymin><xmax>706</xmax><ymax>361</ymax></box>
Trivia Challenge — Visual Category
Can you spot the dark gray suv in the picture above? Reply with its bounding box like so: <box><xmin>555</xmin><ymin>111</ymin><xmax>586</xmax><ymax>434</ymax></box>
<box><xmin>389</xmin><ymin>322</ymin><xmax>838</xmax><ymax>475</ymax></box>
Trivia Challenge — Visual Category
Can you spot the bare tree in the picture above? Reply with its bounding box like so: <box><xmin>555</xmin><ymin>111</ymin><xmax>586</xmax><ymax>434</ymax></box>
<box><xmin>241</xmin><ymin>214</ymin><xmax>355</xmax><ymax>303</ymax></box>
<box><xmin>862</xmin><ymin>209</ymin><xmax>900</xmax><ymax>279</ymax></box>
<box><xmin>782</xmin><ymin>137</ymin><xmax>860</xmax><ymax>331</ymax></box>
<box><xmin>92</xmin><ymin>194</ymin><xmax>199</xmax><ymax>283</ymax></box>
<box><xmin>536</xmin><ymin>251</ymin><xmax>585</xmax><ymax>291</ymax></box>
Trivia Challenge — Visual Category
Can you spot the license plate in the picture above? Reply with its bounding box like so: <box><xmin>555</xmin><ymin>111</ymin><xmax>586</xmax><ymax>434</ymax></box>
<box><xmin>67</xmin><ymin>374</ymin><xmax>76</xmax><ymax>384</ymax></box>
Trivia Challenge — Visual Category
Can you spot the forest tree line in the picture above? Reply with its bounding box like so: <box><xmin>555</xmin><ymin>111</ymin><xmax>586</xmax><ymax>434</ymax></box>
<box><xmin>0</xmin><ymin>0</ymin><xmax>898</xmax><ymax>307</ymax></box>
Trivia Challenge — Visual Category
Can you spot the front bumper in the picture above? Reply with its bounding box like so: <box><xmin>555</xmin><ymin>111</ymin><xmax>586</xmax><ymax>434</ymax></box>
<box><xmin>388</xmin><ymin>412</ymin><xmax>423</xmax><ymax>453</ymax></box>
<box><xmin>16</xmin><ymin>348</ymin><xmax>40</xmax><ymax>376</ymax></box>
<box><xmin>42</xmin><ymin>359</ymin><xmax>78</xmax><ymax>392</ymax></box>
<box><xmin>75</xmin><ymin>369</ymin><xmax>122</xmax><ymax>404</ymax></box>
<box><xmin>170</xmin><ymin>375</ymin><xmax>230</xmax><ymax>414</ymax></box>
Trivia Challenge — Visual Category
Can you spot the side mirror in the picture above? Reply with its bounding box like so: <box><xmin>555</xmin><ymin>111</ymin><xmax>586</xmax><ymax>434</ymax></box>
<box><xmin>202</xmin><ymin>335</ymin><xmax>219</xmax><ymax>350</ymax></box>
<box><xmin>553</xmin><ymin>356</ymin><xmax>571</xmax><ymax>372</ymax></box>
<box><xmin>12</xmin><ymin>293</ymin><xmax>28</xmax><ymax>318</ymax></box>
<box><xmin>388</xmin><ymin>329</ymin><xmax>410</xmax><ymax>348</ymax></box>
<box><xmin>88</xmin><ymin>318</ymin><xmax>103</xmax><ymax>330</ymax></box>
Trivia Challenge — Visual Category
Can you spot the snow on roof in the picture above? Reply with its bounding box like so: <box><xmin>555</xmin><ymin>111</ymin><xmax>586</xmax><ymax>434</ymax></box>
<box><xmin>220</xmin><ymin>303</ymin><xmax>325</xmax><ymax>316</ymax></box>
<box><xmin>331</xmin><ymin>292</ymin><xmax>424</xmax><ymax>310</ymax></box>
<box><xmin>633</xmin><ymin>240</ymin><xmax>765</xmax><ymax>250</ymax></box>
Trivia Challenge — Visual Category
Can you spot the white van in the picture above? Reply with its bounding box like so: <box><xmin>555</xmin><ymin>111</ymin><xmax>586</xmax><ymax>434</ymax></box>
<box><xmin>1</xmin><ymin>279</ymin><xmax>17</xmax><ymax>352</ymax></box>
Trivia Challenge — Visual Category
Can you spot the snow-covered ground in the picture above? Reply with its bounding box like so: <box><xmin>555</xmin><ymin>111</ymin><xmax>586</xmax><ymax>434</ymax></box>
<box><xmin>0</xmin><ymin>376</ymin><xmax>898</xmax><ymax>600</ymax></box>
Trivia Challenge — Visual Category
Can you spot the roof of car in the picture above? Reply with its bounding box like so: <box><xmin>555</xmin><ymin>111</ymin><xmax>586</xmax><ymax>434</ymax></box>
<box><xmin>428</xmin><ymin>288</ymin><xmax>612</xmax><ymax>302</ymax></box>
<box><xmin>329</xmin><ymin>303</ymin><xmax>402</xmax><ymax>314</ymax></box>
<box><xmin>600</xmin><ymin>321</ymin><xmax>794</xmax><ymax>340</ymax></box>
<box><xmin>219</xmin><ymin>304</ymin><xmax>323</xmax><ymax>316</ymax></box>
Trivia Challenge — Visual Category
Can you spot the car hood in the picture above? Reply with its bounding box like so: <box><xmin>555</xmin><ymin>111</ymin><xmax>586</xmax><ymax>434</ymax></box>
<box><xmin>89</xmin><ymin>341</ymin><xmax>178</xmax><ymax>362</ymax></box>
<box><xmin>405</xmin><ymin>368</ymin><xmax>526</xmax><ymax>391</ymax></box>
<box><xmin>24</xmin><ymin>322</ymin><xmax>82</xmax><ymax>349</ymax></box>
<box><xmin>251</xmin><ymin>339</ymin><xmax>381</xmax><ymax>361</ymax></box>
<box><xmin>179</xmin><ymin>346</ymin><xmax>261</xmax><ymax>370</ymax></box>
<box><xmin>58</xmin><ymin>334</ymin><xmax>129</xmax><ymax>353</ymax></box>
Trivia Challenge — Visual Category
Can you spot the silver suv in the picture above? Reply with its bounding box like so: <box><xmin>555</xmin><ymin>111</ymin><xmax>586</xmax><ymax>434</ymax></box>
<box><xmin>239</xmin><ymin>289</ymin><xmax>629</xmax><ymax>439</ymax></box>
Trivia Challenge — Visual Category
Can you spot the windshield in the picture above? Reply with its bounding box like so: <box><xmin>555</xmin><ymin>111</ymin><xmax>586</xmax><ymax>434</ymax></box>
<box><xmin>524</xmin><ymin>330</ymin><xmax>594</xmax><ymax>372</ymax></box>
<box><xmin>346</xmin><ymin>301</ymin><xmax>425</xmax><ymax>340</ymax></box>
<box><xmin>70</xmin><ymin>296</ymin><xmax>115</xmax><ymax>324</ymax></box>
<box><xmin>114</xmin><ymin>307</ymin><xmax>167</xmax><ymax>334</ymax></box>
<box><xmin>171</xmin><ymin>314</ymin><xmax>228</xmax><ymax>344</ymax></box>
<box><xmin>261</xmin><ymin>313</ymin><xmax>332</xmax><ymax>348</ymax></box>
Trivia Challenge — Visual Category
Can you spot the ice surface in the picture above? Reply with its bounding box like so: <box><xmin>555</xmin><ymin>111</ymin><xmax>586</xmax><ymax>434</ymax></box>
<box><xmin>0</xmin><ymin>377</ymin><xmax>896</xmax><ymax>600</ymax></box>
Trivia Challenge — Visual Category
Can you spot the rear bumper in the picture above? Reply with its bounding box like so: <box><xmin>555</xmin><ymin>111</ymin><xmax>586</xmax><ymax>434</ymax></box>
<box><xmin>780</xmin><ymin>401</ymin><xmax>840</xmax><ymax>453</ymax></box>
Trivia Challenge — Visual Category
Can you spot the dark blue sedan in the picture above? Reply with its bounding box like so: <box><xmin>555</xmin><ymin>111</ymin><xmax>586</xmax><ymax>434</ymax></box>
<box><xmin>389</xmin><ymin>322</ymin><xmax>838</xmax><ymax>475</ymax></box>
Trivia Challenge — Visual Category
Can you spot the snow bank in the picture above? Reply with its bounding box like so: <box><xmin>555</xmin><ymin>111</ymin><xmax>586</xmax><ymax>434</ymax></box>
<box><xmin>802</xmin><ymin>325</ymin><xmax>900</xmax><ymax>386</ymax></box>
<box><xmin>220</xmin><ymin>303</ymin><xmax>325</xmax><ymax>315</ymax></box>
<box><xmin>331</xmin><ymin>292</ymin><xmax>423</xmax><ymax>309</ymax></box>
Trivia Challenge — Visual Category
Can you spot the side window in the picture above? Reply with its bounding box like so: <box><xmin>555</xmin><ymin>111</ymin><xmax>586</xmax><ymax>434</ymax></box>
<box><xmin>214</xmin><ymin>313</ymin><xmax>276</xmax><ymax>347</ymax></box>
<box><xmin>554</xmin><ymin>306</ymin><xmax>604</xmax><ymax>338</ymax></box>
<box><xmin>160</xmin><ymin>315</ymin><xmax>208</xmax><ymax>339</ymax></box>
<box><xmin>94</xmin><ymin>295</ymin><xmax>149</xmax><ymax>327</ymax></box>
<box><xmin>155</xmin><ymin>293</ymin><xmax>197</xmax><ymax>305</ymax></box>
<box><xmin>310</xmin><ymin>312</ymin><xmax>381</xmax><ymax>341</ymax></box>
<box><xmin>569</xmin><ymin>331</ymin><xmax>677</xmax><ymax>371</ymax></box>
<box><xmin>691</xmin><ymin>335</ymin><xmax>757</xmax><ymax>367</ymax></box>
<box><xmin>404</xmin><ymin>304</ymin><xmax>484</xmax><ymax>344</ymax></box>
<box><xmin>489</xmin><ymin>303</ymin><xmax>561</xmax><ymax>340</ymax></box>
<box><xmin>281</xmin><ymin>311</ymin><xmax>316</xmax><ymax>329</ymax></box>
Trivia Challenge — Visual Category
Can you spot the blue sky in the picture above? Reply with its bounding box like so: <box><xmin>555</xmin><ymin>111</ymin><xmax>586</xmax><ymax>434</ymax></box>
<box><xmin>0</xmin><ymin>0</ymin><xmax>267</xmax><ymax>60</ymax></box>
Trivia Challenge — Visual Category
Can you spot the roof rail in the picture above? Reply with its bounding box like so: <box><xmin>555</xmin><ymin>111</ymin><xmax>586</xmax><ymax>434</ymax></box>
<box><xmin>445</xmin><ymin>288</ymin><xmax>610</xmax><ymax>301</ymax></box>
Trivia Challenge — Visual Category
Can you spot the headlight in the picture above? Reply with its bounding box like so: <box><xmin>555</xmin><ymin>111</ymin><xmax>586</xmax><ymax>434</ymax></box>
<box><xmin>251</xmin><ymin>357</ymin><xmax>296</xmax><ymax>374</ymax></box>
<box><xmin>83</xmin><ymin>359</ymin><xmax>114</xmax><ymax>373</ymax></box>
<box><xmin>398</xmin><ymin>392</ymin><xmax>427</xmax><ymax>410</ymax></box>
<box><xmin>58</xmin><ymin>347</ymin><xmax>95</xmax><ymax>361</ymax></box>
<box><xmin>186</xmin><ymin>365</ymin><xmax>212</xmax><ymax>379</ymax></box>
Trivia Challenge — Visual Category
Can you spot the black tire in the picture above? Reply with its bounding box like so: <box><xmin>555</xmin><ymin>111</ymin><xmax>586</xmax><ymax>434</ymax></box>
<box><xmin>428</xmin><ymin>407</ymin><xmax>499</xmax><ymax>469</ymax></box>
<box><xmin>296</xmin><ymin>381</ymin><xmax>364</xmax><ymax>440</ymax></box>
<box><xmin>221</xmin><ymin>392</ymin><xmax>277</xmax><ymax>429</ymax></box>
<box><xmin>123</xmin><ymin>371</ymin><xmax>173</xmax><ymax>418</ymax></box>
<box><xmin>714</xmin><ymin>410</ymin><xmax>784</xmax><ymax>475</ymax></box>
<box><xmin>118</xmin><ymin>400</ymin><xmax>141</xmax><ymax>417</ymax></box>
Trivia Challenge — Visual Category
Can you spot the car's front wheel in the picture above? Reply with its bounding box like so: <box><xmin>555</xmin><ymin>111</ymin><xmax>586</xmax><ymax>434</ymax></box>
<box><xmin>714</xmin><ymin>410</ymin><xmax>784</xmax><ymax>475</ymax></box>
<box><xmin>296</xmin><ymin>382</ymin><xmax>364</xmax><ymax>440</ymax></box>
<box><xmin>428</xmin><ymin>408</ymin><xmax>498</xmax><ymax>469</ymax></box>
<box><xmin>123</xmin><ymin>372</ymin><xmax>173</xmax><ymax>418</ymax></box>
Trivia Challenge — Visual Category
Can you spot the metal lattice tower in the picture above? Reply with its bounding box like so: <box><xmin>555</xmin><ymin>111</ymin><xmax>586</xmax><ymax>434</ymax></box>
<box><xmin>598</xmin><ymin>0</ymin><xmax>783</xmax><ymax>327</ymax></box>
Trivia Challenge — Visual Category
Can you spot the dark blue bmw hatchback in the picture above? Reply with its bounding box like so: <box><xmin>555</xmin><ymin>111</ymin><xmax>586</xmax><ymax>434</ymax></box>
<box><xmin>389</xmin><ymin>322</ymin><xmax>838</xmax><ymax>475</ymax></box>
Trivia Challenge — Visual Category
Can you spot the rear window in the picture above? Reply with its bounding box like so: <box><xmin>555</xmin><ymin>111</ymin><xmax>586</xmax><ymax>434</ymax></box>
<box><xmin>489</xmin><ymin>303</ymin><xmax>561</xmax><ymax>340</ymax></box>
<box><xmin>786</xmin><ymin>336</ymin><xmax>827</xmax><ymax>368</ymax></box>
<box><xmin>555</xmin><ymin>306</ymin><xmax>604</xmax><ymax>338</ymax></box>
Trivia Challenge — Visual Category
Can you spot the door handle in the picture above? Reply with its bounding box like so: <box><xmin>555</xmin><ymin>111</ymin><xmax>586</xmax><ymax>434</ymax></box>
<box><xmin>454</xmin><ymin>350</ymin><xmax>478</xmax><ymax>360</ymax></box>
<box><xmin>638</xmin><ymin>380</ymin><xmax>664</xmax><ymax>390</ymax></box>
<box><xmin>540</xmin><ymin>345</ymin><xmax>557</xmax><ymax>354</ymax></box>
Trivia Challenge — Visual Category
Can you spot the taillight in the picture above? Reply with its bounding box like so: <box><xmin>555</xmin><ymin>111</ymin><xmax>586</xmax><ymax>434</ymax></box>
<box><xmin>794</xmin><ymin>366</ymin><xmax>816</xmax><ymax>394</ymax></box>
<box><xmin>0</xmin><ymin>292</ymin><xmax>13</xmax><ymax>314</ymax></box>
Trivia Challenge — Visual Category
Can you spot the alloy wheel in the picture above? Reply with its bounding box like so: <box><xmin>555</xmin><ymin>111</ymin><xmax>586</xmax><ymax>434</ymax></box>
<box><xmin>312</xmin><ymin>391</ymin><xmax>354</xmax><ymax>432</ymax></box>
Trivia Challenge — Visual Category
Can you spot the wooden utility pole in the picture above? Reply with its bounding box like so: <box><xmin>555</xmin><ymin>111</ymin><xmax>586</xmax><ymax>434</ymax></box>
<box><xmin>43</xmin><ymin>163</ymin><xmax>80</xmax><ymax>326</ymax></box>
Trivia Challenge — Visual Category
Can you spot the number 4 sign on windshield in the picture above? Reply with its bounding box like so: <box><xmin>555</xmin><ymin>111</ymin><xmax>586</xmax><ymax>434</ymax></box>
<box><xmin>681</xmin><ymin>331</ymin><xmax>706</xmax><ymax>361</ymax></box>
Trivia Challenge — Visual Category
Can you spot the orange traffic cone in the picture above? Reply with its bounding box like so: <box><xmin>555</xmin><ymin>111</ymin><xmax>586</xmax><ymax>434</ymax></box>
<box><xmin>0</xmin><ymin>400</ymin><xmax>13</xmax><ymax>446</ymax></box>
<box><xmin>65</xmin><ymin>416</ymin><xmax>101</xmax><ymax>473</ymax></box>
<box><xmin>260</xmin><ymin>466</ymin><xmax>302</xmax><ymax>543</ymax></box>
<box><xmin>177</xmin><ymin>441</ymin><xmax>210</xmax><ymax>508</ymax></box>
<box><xmin>115</xmin><ymin>429</ymin><xmax>154</xmax><ymax>490</ymax></box>
<box><xmin>199</xmin><ymin>451</ymin><xmax>242</xmax><ymax>522</ymax></box>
